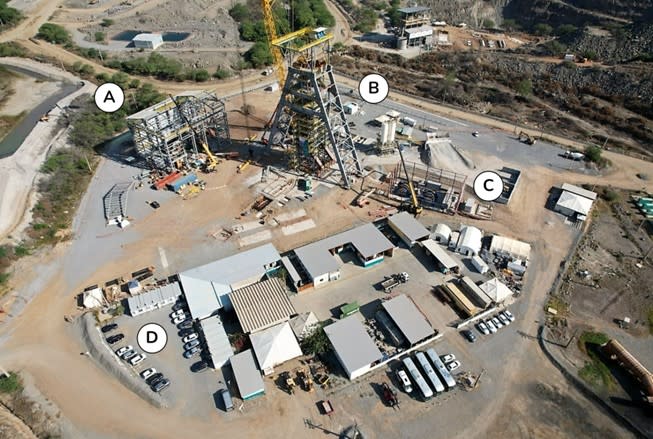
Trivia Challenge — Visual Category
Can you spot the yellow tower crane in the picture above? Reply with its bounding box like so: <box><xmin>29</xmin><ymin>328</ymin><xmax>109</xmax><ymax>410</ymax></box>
<box><xmin>262</xmin><ymin>0</ymin><xmax>286</xmax><ymax>86</ymax></box>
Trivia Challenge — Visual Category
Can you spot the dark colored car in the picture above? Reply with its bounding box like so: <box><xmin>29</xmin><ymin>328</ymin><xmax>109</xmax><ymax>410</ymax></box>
<box><xmin>172</xmin><ymin>302</ymin><xmax>185</xmax><ymax>312</ymax></box>
<box><xmin>106</xmin><ymin>333</ymin><xmax>124</xmax><ymax>345</ymax></box>
<box><xmin>151</xmin><ymin>378</ymin><xmax>170</xmax><ymax>393</ymax></box>
<box><xmin>101</xmin><ymin>323</ymin><xmax>118</xmax><ymax>333</ymax></box>
<box><xmin>191</xmin><ymin>361</ymin><xmax>209</xmax><ymax>373</ymax></box>
<box><xmin>150</xmin><ymin>201</ymin><xmax>160</xmax><ymax>209</ymax></box>
<box><xmin>145</xmin><ymin>372</ymin><xmax>164</xmax><ymax>386</ymax></box>
<box><xmin>179</xmin><ymin>328</ymin><xmax>194</xmax><ymax>337</ymax></box>
<box><xmin>178</xmin><ymin>320</ymin><xmax>193</xmax><ymax>330</ymax></box>
<box><xmin>461</xmin><ymin>329</ymin><xmax>477</xmax><ymax>343</ymax></box>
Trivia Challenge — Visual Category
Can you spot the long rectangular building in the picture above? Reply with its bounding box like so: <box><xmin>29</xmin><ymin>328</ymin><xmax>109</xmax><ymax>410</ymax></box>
<box><xmin>420</xmin><ymin>239</ymin><xmax>459</xmax><ymax>273</ymax></box>
<box><xmin>442</xmin><ymin>282</ymin><xmax>480</xmax><ymax>317</ymax></box>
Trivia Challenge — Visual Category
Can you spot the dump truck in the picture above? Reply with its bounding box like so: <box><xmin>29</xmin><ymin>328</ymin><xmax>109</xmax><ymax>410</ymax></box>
<box><xmin>381</xmin><ymin>272</ymin><xmax>409</xmax><ymax>293</ymax></box>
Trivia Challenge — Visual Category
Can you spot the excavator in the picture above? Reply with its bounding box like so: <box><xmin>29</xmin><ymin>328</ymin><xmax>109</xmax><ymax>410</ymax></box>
<box><xmin>397</xmin><ymin>145</ymin><xmax>422</xmax><ymax>216</ymax></box>
<box><xmin>168</xmin><ymin>94</ymin><xmax>219</xmax><ymax>173</ymax></box>
<box><xmin>518</xmin><ymin>131</ymin><xmax>536</xmax><ymax>145</ymax></box>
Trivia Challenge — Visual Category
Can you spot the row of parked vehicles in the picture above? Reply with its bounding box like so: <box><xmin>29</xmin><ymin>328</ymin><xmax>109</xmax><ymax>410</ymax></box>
<box><xmin>475</xmin><ymin>309</ymin><xmax>515</xmax><ymax>336</ymax></box>
<box><xmin>395</xmin><ymin>348</ymin><xmax>458</xmax><ymax>401</ymax></box>
<box><xmin>171</xmin><ymin>298</ymin><xmax>210</xmax><ymax>373</ymax></box>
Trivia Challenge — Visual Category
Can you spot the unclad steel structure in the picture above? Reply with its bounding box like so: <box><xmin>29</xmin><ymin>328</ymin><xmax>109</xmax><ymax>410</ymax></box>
<box><xmin>324</xmin><ymin>315</ymin><xmax>382</xmax><ymax>380</ymax></box>
<box><xmin>387</xmin><ymin>212</ymin><xmax>430</xmax><ymax>247</ymax></box>
<box><xmin>382</xmin><ymin>294</ymin><xmax>435</xmax><ymax>346</ymax></box>
<box><xmin>230</xmin><ymin>349</ymin><xmax>265</xmax><ymax>400</ymax></box>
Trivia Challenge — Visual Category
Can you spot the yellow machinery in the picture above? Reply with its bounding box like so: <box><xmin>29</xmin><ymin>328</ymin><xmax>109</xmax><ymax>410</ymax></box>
<box><xmin>169</xmin><ymin>95</ymin><xmax>219</xmax><ymax>173</ymax></box>
<box><xmin>262</xmin><ymin>0</ymin><xmax>285</xmax><ymax>86</ymax></box>
<box><xmin>397</xmin><ymin>145</ymin><xmax>422</xmax><ymax>216</ymax></box>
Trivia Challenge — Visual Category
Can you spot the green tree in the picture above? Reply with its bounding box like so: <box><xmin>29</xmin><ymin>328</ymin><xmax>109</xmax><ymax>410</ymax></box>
<box><xmin>300</xmin><ymin>324</ymin><xmax>331</xmax><ymax>355</ymax></box>
<box><xmin>213</xmin><ymin>68</ymin><xmax>231</xmax><ymax>79</ymax></box>
<box><xmin>502</xmin><ymin>18</ymin><xmax>520</xmax><ymax>31</ymax></box>
<box><xmin>100</xmin><ymin>18</ymin><xmax>114</xmax><ymax>27</ymax></box>
<box><xmin>0</xmin><ymin>1</ymin><xmax>22</xmax><ymax>28</ymax></box>
<box><xmin>482</xmin><ymin>18</ymin><xmax>495</xmax><ymax>29</ymax></box>
<box><xmin>37</xmin><ymin>23</ymin><xmax>71</xmax><ymax>45</ymax></box>
<box><xmin>79</xmin><ymin>64</ymin><xmax>94</xmax><ymax>75</ymax></box>
<box><xmin>584</xmin><ymin>145</ymin><xmax>603</xmax><ymax>163</ymax></box>
<box><xmin>186</xmin><ymin>68</ymin><xmax>210</xmax><ymax>82</ymax></box>
<box><xmin>229</xmin><ymin>3</ymin><xmax>250</xmax><ymax>22</ymax></box>
<box><xmin>110</xmin><ymin>72</ymin><xmax>130</xmax><ymax>88</ymax></box>
<box><xmin>128</xmin><ymin>78</ymin><xmax>141</xmax><ymax>89</ymax></box>
<box><xmin>245</xmin><ymin>41</ymin><xmax>273</xmax><ymax>67</ymax></box>
<box><xmin>94</xmin><ymin>31</ymin><xmax>105</xmax><ymax>42</ymax></box>
<box><xmin>533</xmin><ymin>23</ymin><xmax>553</xmax><ymax>36</ymax></box>
<box><xmin>0</xmin><ymin>42</ymin><xmax>26</xmax><ymax>57</ymax></box>
<box><xmin>555</xmin><ymin>24</ymin><xmax>577</xmax><ymax>36</ymax></box>
<box><xmin>516</xmin><ymin>78</ymin><xmax>533</xmax><ymax>97</ymax></box>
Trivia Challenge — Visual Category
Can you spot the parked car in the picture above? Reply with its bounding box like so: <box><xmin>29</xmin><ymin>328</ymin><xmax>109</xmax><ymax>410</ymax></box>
<box><xmin>447</xmin><ymin>360</ymin><xmax>461</xmax><ymax>372</ymax></box>
<box><xmin>178</xmin><ymin>320</ymin><xmax>193</xmax><ymax>330</ymax></box>
<box><xmin>472</xmin><ymin>131</ymin><xmax>479</xmax><ymax>137</ymax></box>
<box><xmin>485</xmin><ymin>320</ymin><xmax>497</xmax><ymax>334</ymax></box>
<box><xmin>191</xmin><ymin>361</ymin><xmax>209</xmax><ymax>373</ymax></box>
<box><xmin>497</xmin><ymin>313</ymin><xmax>510</xmax><ymax>326</ymax></box>
<box><xmin>101</xmin><ymin>323</ymin><xmax>118</xmax><ymax>333</ymax></box>
<box><xmin>145</xmin><ymin>372</ymin><xmax>163</xmax><ymax>386</ymax></box>
<box><xmin>172</xmin><ymin>302</ymin><xmax>185</xmax><ymax>312</ymax></box>
<box><xmin>106</xmin><ymin>333</ymin><xmax>124</xmax><ymax>345</ymax></box>
<box><xmin>173</xmin><ymin>314</ymin><xmax>187</xmax><ymax>325</ymax></box>
<box><xmin>122</xmin><ymin>350</ymin><xmax>137</xmax><ymax>360</ymax></box>
<box><xmin>502</xmin><ymin>309</ymin><xmax>515</xmax><ymax>322</ymax></box>
<box><xmin>170</xmin><ymin>309</ymin><xmax>184</xmax><ymax>319</ymax></box>
<box><xmin>490</xmin><ymin>317</ymin><xmax>503</xmax><ymax>329</ymax></box>
<box><xmin>151</xmin><ymin>378</ymin><xmax>170</xmax><ymax>393</ymax></box>
<box><xmin>115</xmin><ymin>346</ymin><xmax>133</xmax><ymax>357</ymax></box>
<box><xmin>476</xmin><ymin>321</ymin><xmax>490</xmax><ymax>335</ymax></box>
<box><xmin>184</xmin><ymin>340</ymin><xmax>200</xmax><ymax>350</ymax></box>
<box><xmin>441</xmin><ymin>354</ymin><xmax>456</xmax><ymax>363</ymax></box>
<box><xmin>182</xmin><ymin>333</ymin><xmax>198</xmax><ymax>343</ymax></box>
<box><xmin>140</xmin><ymin>368</ymin><xmax>157</xmax><ymax>380</ymax></box>
<box><xmin>183</xmin><ymin>346</ymin><xmax>201</xmax><ymax>359</ymax></box>
<box><xmin>396</xmin><ymin>369</ymin><xmax>413</xmax><ymax>394</ymax></box>
<box><xmin>129</xmin><ymin>354</ymin><xmax>146</xmax><ymax>365</ymax></box>
<box><xmin>179</xmin><ymin>328</ymin><xmax>195</xmax><ymax>337</ymax></box>
<box><xmin>461</xmin><ymin>329</ymin><xmax>477</xmax><ymax>343</ymax></box>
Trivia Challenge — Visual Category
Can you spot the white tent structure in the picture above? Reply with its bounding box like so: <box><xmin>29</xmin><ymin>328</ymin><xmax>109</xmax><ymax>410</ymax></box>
<box><xmin>250</xmin><ymin>322</ymin><xmax>303</xmax><ymax>375</ymax></box>
<box><xmin>479</xmin><ymin>278</ymin><xmax>513</xmax><ymax>303</ymax></box>
<box><xmin>83</xmin><ymin>287</ymin><xmax>106</xmax><ymax>308</ymax></box>
<box><xmin>433</xmin><ymin>223</ymin><xmax>452</xmax><ymax>243</ymax></box>
<box><xmin>456</xmin><ymin>225</ymin><xmax>482</xmax><ymax>256</ymax></box>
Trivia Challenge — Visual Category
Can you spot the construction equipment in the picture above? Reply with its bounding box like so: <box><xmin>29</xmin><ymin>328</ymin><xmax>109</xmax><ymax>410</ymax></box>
<box><xmin>237</xmin><ymin>160</ymin><xmax>251</xmax><ymax>174</ymax></box>
<box><xmin>297</xmin><ymin>368</ymin><xmax>314</xmax><ymax>392</ymax></box>
<box><xmin>284</xmin><ymin>372</ymin><xmax>296</xmax><ymax>394</ymax></box>
<box><xmin>397</xmin><ymin>145</ymin><xmax>422</xmax><ymax>215</ymax></box>
<box><xmin>518</xmin><ymin>131</ymin><xmax>536</xmax><ymax>145</ymax></box>
<box><xmin>168</xmin><ymin>95</ymin><xmax>219</xmax><ymax>173</ymax></box>
<box><xmin>261</xmin><ymin>0</ymin><xmax>285</xmax><ymax>86</ymax></box>
<box><xmin>380</xmin><ymin>272</ymin><xmax>409</xmax><ymax>293</ymax></box>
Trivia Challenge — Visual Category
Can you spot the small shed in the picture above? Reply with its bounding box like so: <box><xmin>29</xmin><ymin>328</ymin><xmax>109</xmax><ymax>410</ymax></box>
<box><xmin>132</xmin><ymin>33</ymin><xmax>164</xmax><ymax>50</ymax></box>
<box><xmin>432</xmin><ymin>223</ymin><xmax>451</xmax><ymax>243</ymax></box>
<box><xmin>230</xmin><ymin>349</ymin><xmax>265</xmax><ymax>400</ymax></box>
<box><xmin>387</xmin><ymin>212</ymin><xmax>430</xmax><ymax>247</ymax></box>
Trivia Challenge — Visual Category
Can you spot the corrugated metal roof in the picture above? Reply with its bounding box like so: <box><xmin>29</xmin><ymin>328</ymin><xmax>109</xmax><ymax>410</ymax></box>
<box><xmin>280</xmin><ymin>256</ymin><xmax>302</xmax><ymax>284</ymax></box>
<box><xmin>230</xmin><ymin>278</ymin><xmax>295</xmax><ymax>333</ymax></box>
<box><xmin>127</xmin><ymin>283</ymin><xmax>181</xmax><ymax>312</ymax></box>
<box><xmin>200</xmin><ymin>315</ymin><xmax>233</xmax><ymax>368</ymax></box>
<box><xmin>230</xmin><ymin>349</ymin><xmax>264</xmax><ymax>399</ymax></box>
<box><xmin>421</xmin><ymin>239</ymin><xmax>458</xmax><ymax>269</ymax></box>
<box><xmin>294</xmin><ymin>223</ymin><xmax>394</xmax><ymax>280</ymax></box>
<box><xmin>556</xmin><ymin>191</ymin><xmax>594</xmax><ymax>215</ymax></box>
<box><xmin>459</xmin><ymin>276</ymin><xmax>492</xmax><ymax>308</ymax></box>
<box><xmin>398</xmin><ymin>6</ymin><xmax>429</xmax><ymax>13</ymax></box>
<box><xmin>382</xmin><ymin>294</ymin><xmax>434</xmax><ymax>345</ymax></box>
<box><xmin>324</xmin><ymin>315</ymin><xmax>381</xmax><ymax>378</ymax></box>
<box><xmin>388</xmin><ymin>212</ymin><xmax>430</xmax><ymax>243</ymax></box>
<box><xmin>561</xmin><ymin>183</ymin><xmax>597</xmax><ymax>201</ymax></box>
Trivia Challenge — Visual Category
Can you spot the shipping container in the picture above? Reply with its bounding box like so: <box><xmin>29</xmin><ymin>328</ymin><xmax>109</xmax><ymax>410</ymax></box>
<box><xmin>168</xmin><ymin>173</ymin><xmax>198</xmax><ymax>192</ymax></box>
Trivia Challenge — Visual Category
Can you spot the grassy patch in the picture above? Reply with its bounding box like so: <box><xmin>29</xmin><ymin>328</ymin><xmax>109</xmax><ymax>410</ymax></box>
<box><xmin>577</xmin><ymin>331</ymin><xmax>615</xmax><ymax>391</ymax></box>
<box><xmin>578</xmin><ymin>331</ymin><xmax>610</xmax><ymax>353</ymax></box>
<box><xmin>0</xmin><ymin>372</ymin><xmax>22</xmax><ymax>394</ymax></box>
<box><xmin>545</xmin><ymin>295</ymin><xmax>569</xmax><ymax>314</ymax></box>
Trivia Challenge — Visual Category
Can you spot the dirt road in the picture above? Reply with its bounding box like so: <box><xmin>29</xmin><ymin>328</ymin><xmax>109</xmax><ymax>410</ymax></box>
<box><xmin>0</xmin><ymin>404</ymin><xmax>37</xmax><ymax>439</ymax></box>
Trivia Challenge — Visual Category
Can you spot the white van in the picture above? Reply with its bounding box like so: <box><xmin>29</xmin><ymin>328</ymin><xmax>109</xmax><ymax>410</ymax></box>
<box><xmin>220</xmin><ymin>388</ymin><xmax>234</xmax><ymax>412</ymax></box>
<box><xmin>396</xmin><ymin>369</ymin><xmax>413</xmax><ymax>393</ymax></box>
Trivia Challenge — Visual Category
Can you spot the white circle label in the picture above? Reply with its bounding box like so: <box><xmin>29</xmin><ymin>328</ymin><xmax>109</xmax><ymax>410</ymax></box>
<box><xmin>137</xmin><ymin>323</ymin><xmax>167</xmax><ymax>354</ymax></box>
<box><xmin>94</xmin><ymin>83</ymin><xmax>125</xmax><ymax>113</ymax></box>
<box><xmin>473</xmin><ymin>171</ymin><xmax>503</xmax><ymax>202</ymax></box>
<box><xmin>358</xmin><ymin>74</ymin><xmax>389</xmax><ymax>104</ymax></box>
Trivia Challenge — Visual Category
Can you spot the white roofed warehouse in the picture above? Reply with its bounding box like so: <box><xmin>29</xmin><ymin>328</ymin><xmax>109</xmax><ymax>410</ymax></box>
<box><xmin>387</xmin><ymin>212</ymin><xmax>430</xmax><ymax>247</ymax></box>
<box><xmin>554</xmin><ymin>183</ymin><xmax>597</xmax><ymax>221</ymax></box>
<box><xmin>132</xmin><ymin>33</ymin><xmax>163</xmax><ymax>50</ymax></box>
<box><xmin>456</xmin><ymin>225</ymin><xmax>482</xmax><ymax>256</ymax></box>
<box><xmin>324</xmin><ymin>315</ymin><xmax>382</xmax><ymax>380</ymax></box>
<box><xmin>250</xmin><ymin>322</ymin><xmax>303</xmax><ymax>375</ymax></box>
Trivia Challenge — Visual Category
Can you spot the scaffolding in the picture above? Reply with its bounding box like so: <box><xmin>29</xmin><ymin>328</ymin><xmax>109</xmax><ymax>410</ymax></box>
<box><xmin>267</xmin><ymin>27</ymin><xmax>362</xmax><ymax>189</ymax></box>
<box><xmin>126</xmin><ymin>91</ymin><xmax>230</xmax><ymax>171</ymax></box>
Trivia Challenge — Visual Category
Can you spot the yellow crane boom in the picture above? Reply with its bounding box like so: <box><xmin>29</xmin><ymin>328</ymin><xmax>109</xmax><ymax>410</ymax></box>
<box><xmin>262</xmin><ymin>0</ymin><xmax>285</xmax><ymax>85</ymax></box>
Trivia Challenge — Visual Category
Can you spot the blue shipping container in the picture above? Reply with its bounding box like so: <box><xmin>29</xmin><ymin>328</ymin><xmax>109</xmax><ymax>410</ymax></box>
<box><xmin>168</xmin><ymin>173</ymin><xmax>197</xmax><ymax>192</ymax></box>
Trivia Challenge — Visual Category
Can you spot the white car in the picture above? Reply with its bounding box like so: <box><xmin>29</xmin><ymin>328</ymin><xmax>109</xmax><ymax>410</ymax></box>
<box><xmin>491</xmin><ymin>317</ymin><xmax>503</xmax><ymax>329</ymax></box>
<box><xmin>447</xmin><ymin>360</ymin><xmax>461</xmax><ymax>372</ymax></box>
<box><xmin>396</xmin><ymin>369</ymin><xmax>413</xmax><ymax>393</ymax></box>
<box><xmin>140</xmin><ymin>368</ymin><xmax>157</xmax><ymax>379</ymax></box>
<box><xmin>115</xmin><ymin>345</ymin><xmax>133</xmax><ymax>357</ymax></box>
<box><xmin>122</xmin><ymin>350</ymin><xmax>137</xmax><ymax>360</ymax></box>
<box><xmin>497</xmin><ymin>313</ymin><xmax>510</xmax><ymax>326</ymax></box>
<box><xmin>472</xmin><ymin>131</ymin><xmax>479</xmax><ymax>137</ymax></box>
<box><xmin>172</xmin><ymin>314</ymin><xmax>187</xmax><ymax>325</ymax></box>
<box><xmin>485</xmin><ymin>320</ymin><xmax>497</xmax><ymax>334</ymax></box>
<box><xmin>476</xmin><ymin>321</ymin><xmax>490</xmax><ymax>335</ymax></box>
<box><xmin>182</xmin><ymin>333</ymin><xmax>198</xmax><ymax>343</ymax></box>
<box><xmin>441</xmin><ymin>354</ymin><xmax>456</xmax><ymax>363</ymax></box>
<box><xmin>129</xmin><ymin>353</ymin><xmax>146</xmax><ymax>366</ymax></box>
<box><xmin>503</xmin><ymin>310</ymin><xmax>515</xmax><ymax>322</ymax></box>
<box><xmin>170</xmin><ymin>309</ymin><xmax>184</xmax><ymax>319</ymax></box>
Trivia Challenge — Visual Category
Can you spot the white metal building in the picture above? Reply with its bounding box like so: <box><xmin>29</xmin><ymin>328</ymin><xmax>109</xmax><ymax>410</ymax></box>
<box><xmin>470</xmin><ymin>255</ymin><xmax>489</xmax><ymax>274</ymax></box>
<box><xmin>200</xmin><ymin>315</ymin><xmax>234</xmax><ymax>369</ymax></box>
<box><xmin>324</xmin><ymin>315</ymin><xmax>382</xmax><ymax>380</ymax></box>
<box><xmin>230</xmin><ymin>277</ymin><xmax>296</xmax><ymax>334</ymax></box>
<box><xmin>230</xmin><ymin>349</ymin><xmax>265</xmax><ymax>400</ymax></box>
<box><xmin>132</xmin><ymin>33</ymin><xmax>164</xmax><ymax>50</ymax></box>
<box><xmin>179</xmin><ymin>243</ymin><xmax>281</xmax><ymax>319</ymax></box>
<box><xmin>381</xmin><ymin>294</ymin><xmax>435</xmax><ymax>346</ymax></box>
<box><xmin>420</xmin><ymin>238</ymin><xmax>459</xmax><ymax>273</ymax></box>
<box><xmin>294</xmin><ymin>223</ymin><xmax>395</xmax><ymax>289</ymax></box>
<box><xmin>456</xmin><ymin>225</ymin><xmax>482</xmax><ymax>256</ymax></box>
<box><xmin>489</xmin><ymin>235</ymin><xmax>531</xmax><ymax>261</ymax></box>
<box><xmin>250</xmin><ymin>322</ymin><xmax>302</xmax><ymax>375</ymax></box>
<box><xmin>127</xmin><ymin>283</ymin><xmax>181</xmax><ymax>316</ymax></box>
<box><xmin>554</xmin><ymin>183</ymin><xmax>597</xmax><ymax>220</ymax></box>
<box><xmin>479</xmin><ymin>279</ymin><xmax>513</xmax><ymax>303</ymax></box>
<box><xmin>388</xmin><ymin>212</ymin><xmax>430</xmax><ymax>247</ymax></box>
<box><xmin>432</xmin><ymin>223</ymin><xmax>451</xmax><ymax>243</ymax></box>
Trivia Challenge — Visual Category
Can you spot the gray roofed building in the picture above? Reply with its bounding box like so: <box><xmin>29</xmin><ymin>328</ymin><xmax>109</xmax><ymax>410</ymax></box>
<box><xmin>127</xmin><ymin>282</ymin><xmax>181</xmax><ymax>316</ymax></box>
<box><xmin>294</xmin><ymin>223</ymin><xmax>395</xmax><ymax>282</ymax></box>
<box><xmin>459</xmin><ymin>276</ymin><xmax>493</xmax><ymax>308</ymax></box>
<box><xmin>398</xmin><ymin>6</ymin><xmax>430</xmax><ymax>13</ymax></box>
<box><xmin>230</xmin><ymin>349</ymin><xmax>265</xmax><ymax>400</ymax></box>
<box><xmin>561</xmin><ymin>183</ymin><xmax>597</xmax><ymax>201</ymax></box>
<box><xmin>230</xmin><ymin>278</ymin><xmax>296</xmax><ymax>333</ymax></box>
<box><xmin>382</xmin><ymin>294</ymin><xmax>435</xmax><ymax>345</ymax></box>
<box><xmin>324</xmin><ymin>315</ymin><xmax>382</xmax><ymax>380</ymax></box>
<box><xmin>179</xmin><ymin>243</ymin><xmax>281</xmax><ymax>319</ymax></box>
<box><xmin>280</xmin><ymin>256</ymin><xmax>303</xmax><ymax>290</ymax></box>
<box><xmin>387</xmin><ymin>212</ymin><xmax>430</xmax><ymax>246</ymax></box>
<box><xmin>200</xmin><ymin>315</ymin><xmax>234</xmax><ymax>369</ymax></box>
